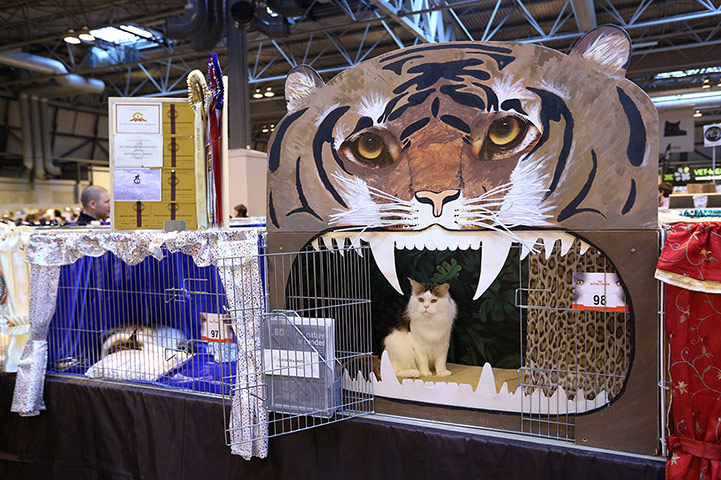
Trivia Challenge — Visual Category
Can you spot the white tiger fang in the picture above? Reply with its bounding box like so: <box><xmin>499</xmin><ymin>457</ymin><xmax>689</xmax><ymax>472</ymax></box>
<box><xmin>317</xmin><ymin>228</ymin><xmax>588</xmax><ymax>299</ymax></box>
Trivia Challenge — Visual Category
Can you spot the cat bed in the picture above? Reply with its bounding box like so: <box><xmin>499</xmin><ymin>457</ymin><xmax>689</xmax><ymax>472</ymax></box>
<box><xmin>372</xmin><ymin>355</ymin><xmax>519</xmax><ymax>393</ymax></box>
<box><xmin>157</xmin><ymin>352</ymin><xmax>236</xmax><ymax>395</ymax></box>
<box><xmin>85</xmin><ymin>343</ymin><xmax>192</xmax><ymax>382</ymax></box>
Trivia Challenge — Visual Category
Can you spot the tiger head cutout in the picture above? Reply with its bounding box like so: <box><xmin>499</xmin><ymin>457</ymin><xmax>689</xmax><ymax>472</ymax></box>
<box><xmin>267</xmin><ymin>25</ymin><xmax>657</xmax><ymax>299</ymax></box>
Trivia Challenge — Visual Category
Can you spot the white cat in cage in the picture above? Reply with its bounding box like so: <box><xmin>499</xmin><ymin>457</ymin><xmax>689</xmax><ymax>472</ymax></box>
<box><xmin>85</xmin><ymin>324</ymin><xmax>192</xmax><ymax>382</ymax></box>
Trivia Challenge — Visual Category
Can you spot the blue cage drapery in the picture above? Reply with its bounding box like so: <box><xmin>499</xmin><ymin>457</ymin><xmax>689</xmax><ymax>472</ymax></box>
<box><xmin>46</xmin><ymin>249</ymin><xmax>236</xmax><ymax>394</ymax></box>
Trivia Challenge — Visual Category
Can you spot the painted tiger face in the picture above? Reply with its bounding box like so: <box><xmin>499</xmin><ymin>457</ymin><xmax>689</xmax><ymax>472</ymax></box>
<box><xmin>267</xmin><ymin>26</ymin><xmax>658</xmax><ymax>299</ymax></box>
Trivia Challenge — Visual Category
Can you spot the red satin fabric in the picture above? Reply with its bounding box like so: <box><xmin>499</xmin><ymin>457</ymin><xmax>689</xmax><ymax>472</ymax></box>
<box><xmin>658</xmin><ymin>223</ymin><xmax>721</xmax><ymax>283</ymax></box>
<box><xmin>661</xmin><ymin>222</ymin><xmax>721</xmax><ymax>479</ymax></box>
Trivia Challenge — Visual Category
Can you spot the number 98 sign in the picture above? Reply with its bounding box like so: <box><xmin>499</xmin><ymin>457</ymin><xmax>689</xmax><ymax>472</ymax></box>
<box><xmin>571</xmin><ymin>272</ymin><xmax>629</xmax><ymax>312</ymax></box>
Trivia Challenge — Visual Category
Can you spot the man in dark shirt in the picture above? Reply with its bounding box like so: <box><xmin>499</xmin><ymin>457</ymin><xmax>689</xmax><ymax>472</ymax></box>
<box><xmin>76</xmin><ymin>185</ymin><xmax>110</xmax><ymax>226</ymax></box>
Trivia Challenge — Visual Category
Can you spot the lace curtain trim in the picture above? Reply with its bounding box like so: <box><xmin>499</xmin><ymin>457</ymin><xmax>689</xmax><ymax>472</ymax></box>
<box><xmin>12</xmin><ymin>228</ymin><xmax>268</xmax><ymax>459</ymax></box>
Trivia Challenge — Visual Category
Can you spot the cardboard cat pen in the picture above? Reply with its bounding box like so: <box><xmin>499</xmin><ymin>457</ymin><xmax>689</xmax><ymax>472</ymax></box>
<box><xmin>265</xmin><ymin>25</ymin><xmax>659</xmax><ymax>456</ymax></box>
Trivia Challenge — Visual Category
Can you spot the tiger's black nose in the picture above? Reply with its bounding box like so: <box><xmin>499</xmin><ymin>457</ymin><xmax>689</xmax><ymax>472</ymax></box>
<box><xmin>415</xmin><ymin>189</ymin><xmax>461</xmax><ymax>217</ymax></box>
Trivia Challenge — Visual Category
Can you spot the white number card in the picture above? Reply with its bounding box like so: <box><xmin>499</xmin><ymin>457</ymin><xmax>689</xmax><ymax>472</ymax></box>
<box><xmin>571</xmin><ymin>272</ymin><xmax>628</xmax><ymax>312</ymax></box>
<box><xmin>201</xmin><ymin>313</ymin><xmax>232</xmax><ymax>343</ymax></box>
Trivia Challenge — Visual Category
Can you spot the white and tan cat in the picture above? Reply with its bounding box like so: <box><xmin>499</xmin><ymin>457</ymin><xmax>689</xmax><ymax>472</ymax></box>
<box><xmin>383</xmin><ymin>278</ymin><xmax>457</xmax><ymax>378</ymax></box>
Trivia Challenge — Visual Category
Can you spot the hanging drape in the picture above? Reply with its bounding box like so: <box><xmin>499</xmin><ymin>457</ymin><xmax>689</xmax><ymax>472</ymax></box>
<box><xmin>0</xmin><ymin>224</ymin><xmax>34</xmax><ymax>372</ymax></box>
<box><xmin>657</xmin><ymin>222</ymin><xmax>721</xmax><ymax>479</ymax></box>
<box><xmin>10</xmin><ymin>229</ymin><xmax>267</xmax><ymax>460</ymax></box>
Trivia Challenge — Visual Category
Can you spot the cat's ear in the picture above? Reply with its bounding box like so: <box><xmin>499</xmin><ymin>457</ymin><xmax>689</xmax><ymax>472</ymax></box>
<box><xmin>408</xmin><ymin>278</ymin><xmax>423</xmax><ymax>294</ymax></box>
<box><xmin>435</xmin><ymin>283</ymin><xmax>450</xmax><ymax>297</ymax></box>
<box><xmin>569</xmin><ymin>25</ymin><xmax>631</xmax><ymax>77</ymax></box>
<box><xmin>285</xmin><ymin>65</ymin><xmax>325</xmax><ymax>112</ymax></box>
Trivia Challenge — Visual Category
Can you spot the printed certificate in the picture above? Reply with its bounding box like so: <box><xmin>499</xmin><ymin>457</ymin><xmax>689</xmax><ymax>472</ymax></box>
<box><xmin>113</xmin><ymin>134</ymin><xmax>163</xmax><ymax>167</ymax></box>
<box><xmin>114</xmin><ymin>168</ymin><xmax>162</xmax><ymax>202</ymax></box>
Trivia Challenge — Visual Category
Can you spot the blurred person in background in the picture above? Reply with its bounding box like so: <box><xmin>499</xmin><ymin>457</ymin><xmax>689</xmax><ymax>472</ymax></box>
<box><xmin>659</xmin><ymin>182</ymin><xmax>673</xmax><ymax>209</ymax></box>
<box><xmin>77</xmin><ymin>185</ymin><xmax>110</xmax><ymax>225</ymax></box>
<box><xmin>234</xmin><ymin>204</ymin><xmax>248</xmax><ymax>218</ymax></box>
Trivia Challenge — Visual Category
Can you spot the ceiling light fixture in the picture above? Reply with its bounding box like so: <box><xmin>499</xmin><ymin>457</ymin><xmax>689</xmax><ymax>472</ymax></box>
<box><xmin>651</xmin><ymin>90</ymin><xmax>721</xmax><ymax>108</ymax></box>
<box><xmin>693</xmin><ymin>109</ymin><xmax>703</xmax><ymax>118</ymax></box>
<box><xmin>262</xmin><ymin>125</ymin><xmax>269</xmax><ymax>133</ymax></box>
<box><xmin>264</xmin><ymin>86</ymin><xmax>275</xmax><ymax>97</ymax></box>
<box><xmin>78</xmin><ymin>26</ymin><xmax>95</xmax><ymax>42</ymax></box>
<box><xmin>119</xmin><ymin>24</ymin><xmax>153</xmax><ymax>39</ymax></box>
<box><xmin>63</xmin><ymin>29</ymin><xmax>81</xmax><ymax>45</ymax></box>
<box><xmin>703</xmin><ymin>78</ymin><xmax>711</xmax><ymax>89</ymax></box>
<box><xmin>252</xmin><ymin>88</ymin><xmax>263</xmax><ymax>99</ymax></box>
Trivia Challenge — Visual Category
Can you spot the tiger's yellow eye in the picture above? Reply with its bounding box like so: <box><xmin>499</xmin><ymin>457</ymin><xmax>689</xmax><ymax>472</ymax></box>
<box><xmin>339</xmin><ymin>126</ymin><xmax>399</xmax><ymax>168</ymax></box>
<box><xmin>488</xmin><ymin>117</ymin><xmax>522</xmax><ymax>146</ymax></box>
<box><xmin>357</xmin><ymin>132</ymin><xmax>384</xmax><ymax>160</ymax></box>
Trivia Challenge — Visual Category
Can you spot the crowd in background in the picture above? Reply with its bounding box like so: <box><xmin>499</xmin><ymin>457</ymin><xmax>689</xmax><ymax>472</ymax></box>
<box><xmin>2</xmin><ymin>190</ymin><xmax>251</xmax><ymax>227</ymax></box>
<box><xmin>1</xmin><ymin>207</ymin><xmax>81</xmax><ymax>226</ymax></box>
<box><xmin>1</xmin><ymin>185</ymin><xmax>110</xmax><ymax>227</ymax></box>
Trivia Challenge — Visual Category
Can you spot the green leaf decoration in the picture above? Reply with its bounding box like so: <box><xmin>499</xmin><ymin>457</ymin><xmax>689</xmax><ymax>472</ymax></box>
<box><xmin>432</xmin><ymin>258</ymin><xmax>462</xmax><ymax>283</ymax></box>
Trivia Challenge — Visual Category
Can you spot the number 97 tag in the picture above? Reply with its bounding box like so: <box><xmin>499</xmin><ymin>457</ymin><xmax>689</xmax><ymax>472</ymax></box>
<box><xmin>201</xmin><ymin>313</ymin><xmax>233</xmax><ymax>343</ymax></box>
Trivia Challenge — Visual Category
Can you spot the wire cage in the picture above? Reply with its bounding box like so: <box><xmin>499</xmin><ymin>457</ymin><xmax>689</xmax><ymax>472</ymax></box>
<box><xmin>44</xmin><ymin>240</ymin><xmax>374</xmax><ymax>447</ymax></box>
<box><xmin>46</xmin><ymin>247</ymin><xmax>232</xmax><ymax>394</ymax></box>
<box><xmin>221</xmin><ymin>244</ymin><xmax>375</xmax><ymax>447</ymax></box>
<box><xmin>515</xmin><ymin>237</ymin><xmax>631</xmax><ymax>441</ymax></box>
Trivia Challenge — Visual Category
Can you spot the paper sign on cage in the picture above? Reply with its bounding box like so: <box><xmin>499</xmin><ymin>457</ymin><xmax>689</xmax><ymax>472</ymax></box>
<box><xmin>571</xmin><ymin>272</ymin><xmax>629</xmax><ymax>312</ymax></box>
<box><xmin>261</xmin><ymin>312</ymin><xmax>339</xmax><ymax>418</ymax></box>
<box><xmin>201</xmin><ymin>313</ymin><xmax>233</xmax><ymax>343</ymax></box>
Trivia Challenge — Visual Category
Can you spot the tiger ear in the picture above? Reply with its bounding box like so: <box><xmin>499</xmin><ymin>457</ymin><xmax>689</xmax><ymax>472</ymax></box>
<box><xmin>569</xmin><ymin>25</ymin><xmax>631</xmax><ymax>77</ymax></box>
<box><xmin>285</xmin><ymin>65</ymin><xmax>325</xmax><ymax>112</ymax></box>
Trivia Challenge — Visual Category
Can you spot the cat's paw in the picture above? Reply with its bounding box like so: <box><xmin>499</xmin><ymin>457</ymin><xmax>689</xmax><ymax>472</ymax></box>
<box><xmin>419</xmin><ymin>370</ymin><xmax>433</xmax><ymax>377</ymax></box>
<box><xmin>396</xmin><ymin>369</ymin><xmax>420</xmax><ymax>378</ymax></box>
<box><xmin>436</xmin><ymin>369</ymin><xmax>452</xmax><ymax>377</ymax></box>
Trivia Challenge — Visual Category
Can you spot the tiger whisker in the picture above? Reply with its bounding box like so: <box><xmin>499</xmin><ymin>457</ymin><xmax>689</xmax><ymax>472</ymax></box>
<box><xmin>462</xmin><ymin>202</ymin><xmax>507</xmax><ymax>209</ymax></box>
<box><xmin>336</xmin><ymin>203</ymin><xmax>416</xmax><ymax>213</ymax></box>
<box><xmin>467</xmin><ymin>179</ymin><xmax>548</xmax><ymax>201</ymax></box>
<box><xmin>456</xmin><ymin>218</ymin><xmax>539</xmax><ymax>253</ymax></box>
<box><xmin>330</xmin><ymin>211</ymin><xmax>416</xmax><ymax>222</ymax></box>
<box><xmin>332</xmin><ymin>220</ymin><xmax>418</xmax><ymax>232</ymax></box>
<box><xmin>456</xmin><ymin>219</ymin><xmax>524</xmax><ymax>243</ymax></box>
<box><xmin>475</xmin><ymin>183</ymin><xmax>517</xmax><ymax>198</ymax></box>
<box><xmin>330</xmin><ymin>207</ymin><xmax>416</xmax><ymax>220</ymax></box>
<box><xmin>332</xmin><ymin>172</ymin><xmax>412</xmax><ymax>206</ymax></box>
<box><xmin>466</xmin><ymin>186</ymin><xmax>548</xmax><ymax>206</ymax></box>
<box><xmin>467</xmin><ymin>202</ymin><xmax>552</xmax><ymax>217</ymax></box>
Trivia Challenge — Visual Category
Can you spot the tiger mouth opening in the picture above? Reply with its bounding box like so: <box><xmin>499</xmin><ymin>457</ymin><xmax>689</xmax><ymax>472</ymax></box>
<box><xmin>310</xmin><ymin>227</ymin><xmax>589</xmax><ymax>301</ymax></box>
<box><xmin>304</xmin><ymin>227</ymin><xmax>630</xmax><ymax>413</ymax></box>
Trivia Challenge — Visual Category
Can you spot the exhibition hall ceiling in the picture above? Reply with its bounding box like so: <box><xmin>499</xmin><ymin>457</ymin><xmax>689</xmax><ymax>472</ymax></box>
<box><xmin>0</xmin><ymin>0</ymin><xmax>720</xmax><ymax>146</ymax></box>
